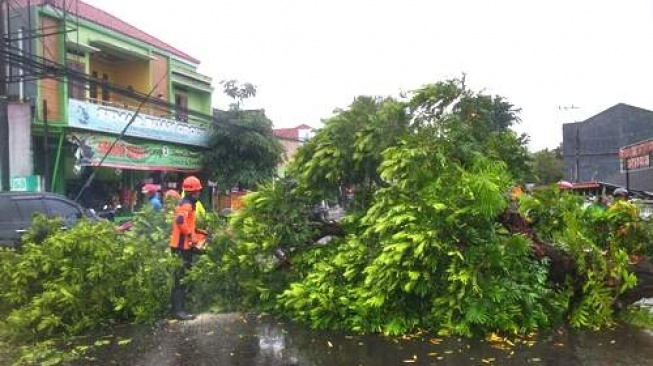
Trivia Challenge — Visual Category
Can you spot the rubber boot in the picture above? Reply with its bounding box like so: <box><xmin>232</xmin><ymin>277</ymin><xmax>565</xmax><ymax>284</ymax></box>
<box><xmin>171</xmin><ymin>287</ymin><xmax>196</xmax><ymax>321</ymax></box>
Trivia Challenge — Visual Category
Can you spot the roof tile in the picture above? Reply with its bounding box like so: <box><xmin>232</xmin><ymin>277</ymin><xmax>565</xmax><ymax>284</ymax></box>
<box><xmin>14</xmin><ymin>0</ymin><xmax>199</xmax><ymax>64</ymax></box>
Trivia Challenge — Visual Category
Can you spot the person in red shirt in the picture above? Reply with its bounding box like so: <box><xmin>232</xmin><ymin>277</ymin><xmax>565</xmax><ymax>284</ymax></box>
<box><xmin>169</xmin><ymin>176</ymin><xmax>205</xmax><ymax>320</ymax></box>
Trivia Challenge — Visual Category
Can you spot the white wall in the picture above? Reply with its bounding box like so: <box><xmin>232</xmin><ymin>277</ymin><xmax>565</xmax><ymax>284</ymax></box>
<box><xmin>8</xmin><ymin>103</ymin><xmax>32</xmax><ymax>177</ymax></box>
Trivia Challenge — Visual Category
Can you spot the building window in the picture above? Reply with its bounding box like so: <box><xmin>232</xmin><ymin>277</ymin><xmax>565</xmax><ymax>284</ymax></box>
<box><xmin>102</xmin><ymin>73</ymin><xmax>110</xmax><ymax>105</ymax></box>
<box><xmin>67</xmin><ymin>60</ymin><xmax>86</xmax><ymax>100</ymax></box>
<box><xmin>175</xmin><ymin>92</ymin><xmax>188</xmax><ymax>122</ymax></box>
<box><xmin>89</xmin><ymin>71</ymin><xmax>98</xmax><ymax>102</ymax></box>
<box><xmin>298</xmin><ymin>128</ymin><xmax>313</xmax><ymax>142</ymax></box>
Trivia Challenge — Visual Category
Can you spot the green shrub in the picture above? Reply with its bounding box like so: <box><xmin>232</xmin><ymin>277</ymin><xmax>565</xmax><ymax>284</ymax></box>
<box><xmin>0</xmin><ymin>212</ymin><xmax>176</xmax><ymax>343</ymax></box>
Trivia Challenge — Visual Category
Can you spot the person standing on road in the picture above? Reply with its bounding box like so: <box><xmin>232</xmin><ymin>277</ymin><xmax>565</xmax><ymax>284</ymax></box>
<box><xmin>181</xmin><ymin>188</ymin><xmax>206</xmax><ymax>220</ymax></box>
<box><xmin>169</xmin><ymin>176</ymin><xmax>206</xmax><ymax>320</ymax></box>
<box><xmin>141</xmin><ymin>183</ymin><xmax>163</xmax><ymax>212</ymax></box>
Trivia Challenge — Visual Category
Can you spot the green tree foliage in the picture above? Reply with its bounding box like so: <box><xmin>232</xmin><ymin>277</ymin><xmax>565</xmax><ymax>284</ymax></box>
<box><xmin>199</xmin><ymin>78</ymin><xmax>653</xmax><ymax>337</ymax></box>
<box><xmin>220</xmin><ymin>79</ymin><xmax>257</xmax><ymax>108</ymax></box>
<box><xmin>291</xmin><ymin>96</ymin><xmax>410</xmax><ymax>202</ymax></box>
<box><xmin>188</xmin><ymin>179</ymin><xmax>322</xmax><ymax>311</ymax></box>
<box><xmin>206</xmin><ymin>109</ymin><xmax>284</xmax><ymax>190</ymax></box>
<box><xmin>204</xmin><ymin>81</ymin><xmax>284</xmax><ymax>190</ymax></box>
<box><xmin>0</xmin><ymin>203</ymin><xmax>239</xmax><ymax>364</ymax></box>
<box><xmin>0</xmin><ymin>211</ymin><xmax>177</xmax><ymax>343</ymax></box>
<box><xmin>518</xmin><ymin>190</ymin><xmax>640</xmax><ymax>328</ymax></box>
<box><xmin>528</xmin><ymin>146</ymin><xmax>564</xmax><ymax>185</ymax></box>
<box><xmin>407</xmin><ymin>80</ymin><xmax>531</xmax><ymax>181</ymax></box>
<box><xmin>204</xmin><ymin>79</ymin><xmax>603</xmax><ymax>337</ymax></box>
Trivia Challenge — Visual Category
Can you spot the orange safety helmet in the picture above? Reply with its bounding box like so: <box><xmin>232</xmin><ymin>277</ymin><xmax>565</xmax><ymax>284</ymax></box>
<box><xmin>182</xmin><ymin>176</ymin><xmax>203</xmax><ymax>192</ymax></box>
<box><xmin>164</xmin><ymin>189</ymin><xmax>181</xmax><ymax>199</ymax></box>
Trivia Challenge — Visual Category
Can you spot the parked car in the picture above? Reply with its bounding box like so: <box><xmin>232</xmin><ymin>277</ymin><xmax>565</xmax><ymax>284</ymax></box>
<box><xmin>0</xmin><ymin>192</ymin><xmax>95</xmax><ymax>249</ymax></box>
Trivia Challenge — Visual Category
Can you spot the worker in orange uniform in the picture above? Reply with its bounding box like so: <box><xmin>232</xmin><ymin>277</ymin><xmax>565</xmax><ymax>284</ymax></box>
<box><xmin>169</xmin><ymin>176</ymin><xmax>206</xmax><ymax>320</ymax></box>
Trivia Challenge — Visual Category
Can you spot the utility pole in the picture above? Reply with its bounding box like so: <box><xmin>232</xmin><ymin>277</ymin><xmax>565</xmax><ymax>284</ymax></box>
<box><xmin>0</xmin><ymin>0</ymin><xmax>10</xmax><ymax>191</ymax></box>
<box><xmin>42</xmin><ymin>99</ymin><xmax>49</xmax><ymax>191</ymax></box>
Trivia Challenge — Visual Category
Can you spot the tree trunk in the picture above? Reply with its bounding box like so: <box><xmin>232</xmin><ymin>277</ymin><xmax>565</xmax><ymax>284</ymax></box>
<box><xmin>498</xmin><ymin>210</ymin><xmax>653</xmax><ymax>308</ymax></box>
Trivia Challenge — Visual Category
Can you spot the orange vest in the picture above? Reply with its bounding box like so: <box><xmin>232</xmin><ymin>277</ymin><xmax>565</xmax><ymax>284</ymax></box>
<box><xmin>170</xmin><ymin>198</ymin><xmax>197</xmax><ymax>250</ymax></box>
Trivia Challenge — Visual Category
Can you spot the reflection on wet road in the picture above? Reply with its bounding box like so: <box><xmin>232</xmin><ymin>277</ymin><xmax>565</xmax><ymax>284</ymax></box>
<box><xmin>73</xmin><ymin>313</ymin><xmax>653</xmax><ymax>365</ymax></box>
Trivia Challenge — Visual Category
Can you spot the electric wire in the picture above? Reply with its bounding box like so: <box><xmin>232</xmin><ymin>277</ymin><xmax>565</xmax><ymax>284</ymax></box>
<box><xmin>0</xmin><ymin>2</ymin><xmax>282</xmax><ymax>138</ymax></box>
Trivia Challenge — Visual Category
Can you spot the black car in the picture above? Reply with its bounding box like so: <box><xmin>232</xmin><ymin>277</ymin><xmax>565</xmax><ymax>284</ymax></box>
<box><xmin>0</xmin><ymin>192</ymin><xmax>94</xmax><ymax>248</ymax></box>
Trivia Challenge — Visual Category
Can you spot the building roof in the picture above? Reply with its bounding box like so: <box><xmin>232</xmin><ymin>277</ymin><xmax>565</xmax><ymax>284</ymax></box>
<box><xmin>567</xmin><ymin>103</ymin><xmax>653</xmax><ymax>126</ymax></box>
<box><xmin>273</xmin><ymin>124</ymin><xmax>313</xmax><ymax>140</ymax></box>
<box><xmin>15</xmin><ymin>0</ymin><xmax>199</xmax><ymax>64</ymax></box>
<box><xmin>569</xmin><ymin>181</ymin><xmax>653</xmax><ymax>199</ymax></box>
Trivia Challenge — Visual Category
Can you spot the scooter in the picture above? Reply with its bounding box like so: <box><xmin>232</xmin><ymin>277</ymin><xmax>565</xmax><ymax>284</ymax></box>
<box><xmin>97</xmin><ymin>203</ymin><xmax>121</xmax><ymax>222</ymax></box>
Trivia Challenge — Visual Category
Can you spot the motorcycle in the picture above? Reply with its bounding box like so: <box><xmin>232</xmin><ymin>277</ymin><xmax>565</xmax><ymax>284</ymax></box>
<box><xmin>97</xmin><ymin>203</ymin><xmax>121</xmax><ymax>222</ymax></box>
<box><xmin>89</xmin><ymin>204</ymin><xmax>133</xmax><ymax>232</ymax></box>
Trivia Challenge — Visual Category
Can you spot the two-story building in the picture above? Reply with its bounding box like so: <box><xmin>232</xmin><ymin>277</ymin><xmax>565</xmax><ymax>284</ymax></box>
<box><xmin>5</xmin><ymin>0</ymin><xmax>214</xmax><ymax>209</ymax></box>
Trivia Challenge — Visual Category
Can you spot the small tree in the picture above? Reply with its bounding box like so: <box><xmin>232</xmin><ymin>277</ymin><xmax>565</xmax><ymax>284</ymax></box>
<box><xmin>204</xmin><ymin>81</ymin><xmax>284</xmax><ymax>190</ymax></box>
<box><xmin>529</xmin><ymin>146</ymin><xmax>564</xmax><ymax>185</ymax></box>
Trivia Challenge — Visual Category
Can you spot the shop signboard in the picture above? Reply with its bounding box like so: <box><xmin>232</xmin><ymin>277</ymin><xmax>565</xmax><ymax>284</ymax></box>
<box><xmin>10</xmin><ymin>175</ymin><xmax>42</xmax><ymax>192</ymax></box>
<box><xmin>625</xmin><ymin>155</ymin><xmax>650</xmax><ymax>170</ymax></box>
<box><xmin>620</xmin><ymin>139</ymin><xmax>653</xmax><ymax>171</ymax></box>
<box><xmin>68</xmin><ymin>132</ymin><xmax>203</xmax><ymax>172</ymax></box>
<box><xmin>68</xmin><ymin>99</ymin><xmax>211</xmax><ymax>147</ymax></box>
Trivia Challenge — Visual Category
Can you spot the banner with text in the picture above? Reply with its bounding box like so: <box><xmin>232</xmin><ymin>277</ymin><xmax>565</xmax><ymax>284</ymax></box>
<box><xmin>68</xmin><ymin>99</ymin><xmax>211</xmax><ymax>147</ymax></box>
<box><xmin>68</xmin><ymin>132</ymin><xmax>203</xmax><ymax>172</ymax></box>
<box><xmin>620</xmin><ymin>139</ymin><xmax>653</xmax><ymax>171</ymax></box>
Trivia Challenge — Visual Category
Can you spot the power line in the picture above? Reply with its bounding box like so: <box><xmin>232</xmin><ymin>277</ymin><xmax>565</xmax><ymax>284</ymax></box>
<box><xmin>5</xmin><ymin>0</ymin><xmax>64</xmax><ymax>64</ymax></box>
<box><xmin>0</xmin><ymin>5</ymin><xmax>278</xmax><ymax>141</ymax></box>
<box><xmin>74</xmin><ymin>73</ymin><xmax>167</xmax><ymax>202</ymax></box>
<box><xmin>3</xmin><ymin>43</ymin><xmax>275</xmax><ymax>136</ymax></box>
<box><xmin>3</xmin><ymin>43</ymin><xmax>213</xmax><ymax>125</ymax></box>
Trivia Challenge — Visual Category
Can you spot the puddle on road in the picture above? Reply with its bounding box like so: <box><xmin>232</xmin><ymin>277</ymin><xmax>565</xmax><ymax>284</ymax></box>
<box><xmin>71</xmin><ymin>313</ymin><xmax>653</xmax><ymax>366</ymax></box>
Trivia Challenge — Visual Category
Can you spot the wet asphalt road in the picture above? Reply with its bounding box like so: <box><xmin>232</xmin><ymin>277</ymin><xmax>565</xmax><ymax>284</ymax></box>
<box><xmin>67</xmin><ymin>312</ymin><xmax>653</xmax><ymax>366</ymax></box>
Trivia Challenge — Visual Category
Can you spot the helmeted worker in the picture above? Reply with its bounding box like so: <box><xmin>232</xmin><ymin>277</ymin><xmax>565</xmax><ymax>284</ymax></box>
<box><xmin>169</xmin><ymin>175</ymin><xmax>206</xmax><ymax>320</ymax></box>
<box><xmin>165</xmin><ymin>189</ymin><xmax>181</xmax><ymax>200</ymax></box>
<box><xmin>613</xmin><ymin>187</ymin><xmax>629</xmax><ymax>201</ymax></box>
<box><xmin>141</xmin><ymin>183</ymin><xmax>162</xmax><ymax>212</ymax></box>
<box><xmin>163</xmin><ymin>189</ymin><xmax>181</xmax><ymax>208</ymax></box>
<box><xmin>181</xmin><ymin>189</ymin><xmax>206</xmax><ymax>219</ymax></box>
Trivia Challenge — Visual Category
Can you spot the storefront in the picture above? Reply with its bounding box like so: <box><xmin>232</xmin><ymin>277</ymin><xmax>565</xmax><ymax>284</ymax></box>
<box><xmin>64</xmin><ymin>131</ymin><xmax>204</xmax><ymax>212</ymax></box>
<box><xmin>61</xmin><ymin>99</ymin><xmax>210</xmax><ymax>212</ymax></box>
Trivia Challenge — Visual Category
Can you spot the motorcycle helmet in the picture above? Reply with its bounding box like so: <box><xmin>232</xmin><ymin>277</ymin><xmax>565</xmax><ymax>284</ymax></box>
<box><xmin>141</xmin><ymin>183</ymin><xmax>158</xmax><ymax>194</ymax></box>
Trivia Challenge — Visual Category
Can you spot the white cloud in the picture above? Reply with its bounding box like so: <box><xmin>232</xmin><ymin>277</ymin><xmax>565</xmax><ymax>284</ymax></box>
<box><xmin>83</xmin><ymin>0</ymin><xmax>653</xmax><ymax>151</ymax></box>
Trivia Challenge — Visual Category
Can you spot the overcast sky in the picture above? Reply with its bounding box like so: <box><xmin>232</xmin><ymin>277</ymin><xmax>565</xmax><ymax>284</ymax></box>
<box><xmin>83</xmin><ymin>0</ymin><xmax>653</xmax><ymax>151</ymax></box>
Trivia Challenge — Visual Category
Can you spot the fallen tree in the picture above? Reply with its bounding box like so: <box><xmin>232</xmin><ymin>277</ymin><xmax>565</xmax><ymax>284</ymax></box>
<box><xmin>194</xmin><ymin>80</ymin><xmax>653</xmax><ymax>337</ymax></box>
<box><xmin>499</xmin><ymin>208</ymin><xmax>653</xmax><ymax>309</ymax></box>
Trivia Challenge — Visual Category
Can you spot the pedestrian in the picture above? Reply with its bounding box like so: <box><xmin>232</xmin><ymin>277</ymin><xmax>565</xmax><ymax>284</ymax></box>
<box><xmin>141</xmin><ymin>183</ymin><xmax>163</xmax><ymax>212</ymax></box>
<box><xmin>169</xmin><ymin>176</ymin><xmax>206</xmax><ymax>320</ymax></box>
